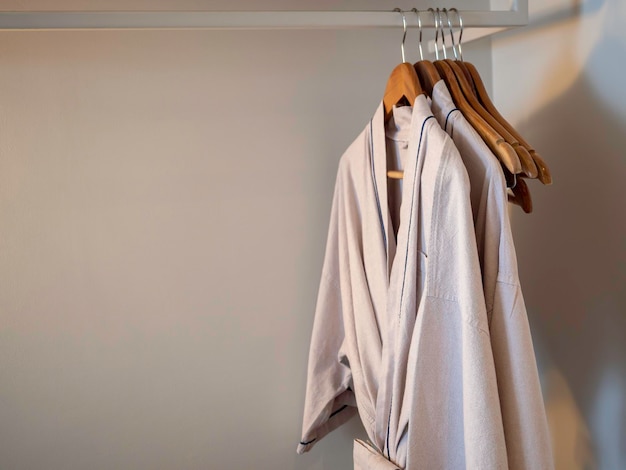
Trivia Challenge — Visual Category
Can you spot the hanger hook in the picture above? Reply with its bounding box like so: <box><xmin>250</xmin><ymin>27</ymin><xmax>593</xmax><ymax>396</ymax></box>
<box><xmin>438</xmin><ymin>8</ymin><xmax>448</xmax><ymax>60</ymax></box>
<box><xmin>411</xmin><ymin>8</ymin><xmax>423</xmax><ymax>61</ymax></box>
<box><xmin>393</xmin><ymin>8</ymin><xmax>408</xmax><ymax>63</ymax></box>
<box><xmin>444</xmin><ymin>8</ymin><xmax>458</xmax><ymax>60</ymax></box>
<box><xmin>450</xmin><ymin>8</ymin><xmax>464</xmax><ymax>61</ymax></box>
<box><xmin>428</xmin><ymin>8</ymin><xmax>439</xmax><ymax>61</ymax></box>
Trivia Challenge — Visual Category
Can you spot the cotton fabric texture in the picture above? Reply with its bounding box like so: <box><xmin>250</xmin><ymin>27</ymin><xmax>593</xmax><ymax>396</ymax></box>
<box><xmin>297</xmin><ymin>92</ymin><xmax>552</xmax><ymax>469</ymax></box>
<box><xmin>430</xmin><ymin>80</ymin><xmax>554</xmax><ymax>470</ymax></box>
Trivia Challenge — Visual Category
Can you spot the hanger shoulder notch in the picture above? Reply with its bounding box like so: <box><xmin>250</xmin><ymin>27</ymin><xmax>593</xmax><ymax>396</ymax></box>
<box><xmin>383</xmin><ymin>62</ymin><xmax>424</xmax><ymax>122</ymax></box>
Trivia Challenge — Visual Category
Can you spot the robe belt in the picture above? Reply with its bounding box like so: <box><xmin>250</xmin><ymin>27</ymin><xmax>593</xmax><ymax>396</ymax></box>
<box><xmin>353</xmin><ymin>439</ymin><xmax>402</xmax><ymax>470</ymax></box>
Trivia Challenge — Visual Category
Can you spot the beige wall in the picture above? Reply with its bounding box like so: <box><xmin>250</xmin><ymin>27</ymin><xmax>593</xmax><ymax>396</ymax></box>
<box><xmin>492</xmin><ymin>1</ymin><xmax>626</xmax><ymax>469</ymax></box>
<box><xmin>0</xmin><ymin>3</ymin><xmax>494</xmax><ymax>469</ymax></box>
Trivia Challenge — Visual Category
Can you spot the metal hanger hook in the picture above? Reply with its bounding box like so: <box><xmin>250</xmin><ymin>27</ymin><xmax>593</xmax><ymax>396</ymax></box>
<box><xmin>449</xmin><ymin>8</ymin><xmax>464</xmax><ymax>61</ymax></box>
<box><xmin>411</xmin><ymin>8</ymin><xmax>423</xmax><ymax>61</ymax></box>
<box><xmin>444</xmin><ymin>8</ymin><xmax>457</xmax><ymax>60</ymax></box>
<box><xmin>393</xmin><ymin>8</ymin><xmax>408</xmax><ymax>63</ymax></box>
<box><xmin>438</xmin><ymin>8</ymin><xmax>448</xmax><ymax>60</ymax></box>
<box><xmin>428</xmin><ymin>8</ymin><xmax>439</xmax><ymax>61</ymax></box>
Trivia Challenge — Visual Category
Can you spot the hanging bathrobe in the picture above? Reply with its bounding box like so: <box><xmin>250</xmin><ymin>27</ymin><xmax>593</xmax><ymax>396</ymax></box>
<box><xmin>430</xmin><ymin>80</ymin><xmax>554</xmax><ymax>470</ymax></box>
<box><xmin>298</xmin><ymin>96</ymin><xmax>508</xmax><ymax>469</ymax></box>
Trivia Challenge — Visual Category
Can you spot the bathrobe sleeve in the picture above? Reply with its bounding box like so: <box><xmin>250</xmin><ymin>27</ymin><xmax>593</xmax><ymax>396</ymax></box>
<box><xmin>297</xmin><ymin>171</ymin><xmax>358</xmax><ymax>454</ymax></box>
<box><xmin>489</xmin><ymin>230</ymin><xmax>554</xmax><ymax>469</ymax></box>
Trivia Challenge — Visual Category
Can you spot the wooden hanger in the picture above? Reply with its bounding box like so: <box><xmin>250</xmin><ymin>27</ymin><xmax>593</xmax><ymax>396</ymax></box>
<box><xmin>440</xmin><ymin>8</ymin><xmax>534</xmax><ymax>212</ymax></box>
<box><xmin>423</xmin><ymin>8</ymin><xmax>519</xmax><ymax>175</ymax></box>
<box><xmin>410</xmin><ymin>12</ymin><xmax>532</xmax><ymax>214</ymax></box>
<box><xmin>455</xmin><ymin>60</ymin><xmax>475</xmax><ymax>92</ymax></box>
<box><xmin>444</xmin><ymin>8</ymin><xmax>551</xmax><ymax>185</ymax></box>
<box><xmin>433</xmin><ymin>8</ymin><xmax>536</xmax><ymax>178</ymax></box>
<box><xmin>385</xmin><ymin>10</ymin><xmax>425</xmax><ymax>179</ymax></box>
<box><xmin>457</xmin><ymin>63</ymin><xmax>534</xmax><ymax>213</ymax></box>
<box><xmin>442</xmin><ymin>10</ymin><xmax>475</xmax><ymax>94</ymax></box>
<box><xmin>445</xmin><ymin>59</ymin><xmax>538</xmax><ymax>178</ymax></box>
<box><xmin>434</xmin><ymin>59</ymin><xmax>521</xmax><ymax>174</ymax></box>
<box><xmin>383</xmin><ymin>62</ymin><xmax>423</xmax><ymax>123</ymax></box>
<box><xmin>507</xmin><ymin>175</ymin><xmax>533</xmax><ymax>214</ymax></box>
<box><xmin>414</xmin><ymin>61</ymin><xmax>440</xmax><ymax>96</ymax></box>
<box><xmin>437</xmin><ymin>58</ymin><xmax>533</xmax><ymax>214</ymax></box>
<box><xmin>410</xmin><ymin>8</ymin><xmax>441</xmax><ymax>96</ymax></box>
<box><xmin>384</xmin><ymin>10</ymin><xmax>424</xmax><ymax>123</ymax></box>
<box><xmin>464</xmin><ymin>62</ymin><xmax>552</xmax><ymax>185</ymax></box>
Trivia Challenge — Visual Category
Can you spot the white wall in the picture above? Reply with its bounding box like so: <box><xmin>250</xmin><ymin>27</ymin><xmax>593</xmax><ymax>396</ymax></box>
<box><xmin>0</xmin><ymin>2</ymin><xmax>494</xmax><ymax>469</ymax></box>
<box><xmin>492</xmin><ymin>1</ymin><xmax>626</xmax><ymax>469</ymax></box>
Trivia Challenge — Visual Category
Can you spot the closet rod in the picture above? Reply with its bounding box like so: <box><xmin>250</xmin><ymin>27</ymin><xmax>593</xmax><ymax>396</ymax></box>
<box><xmin>0</xmin><ymin>10</ymin><xmax>528</xmax><ymax>31</ymax></box>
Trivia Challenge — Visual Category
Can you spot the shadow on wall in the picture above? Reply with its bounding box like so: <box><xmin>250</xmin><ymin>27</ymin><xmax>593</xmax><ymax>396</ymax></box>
<box><xmin>512</xmin><ymin>18</ymin><xmax>626</xmax><ymax>470</ymax></box>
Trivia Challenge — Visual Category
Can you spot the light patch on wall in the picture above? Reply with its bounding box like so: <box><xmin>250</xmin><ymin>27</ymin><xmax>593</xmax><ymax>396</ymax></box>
<box><xmin>582</xmin><ymin>0</ymin><xmax>626</xmax><ymax>123</ymax></box>
<box><xmin>491</xmin><ymin>0</ymin><xmax>607</xmax><ymax>125</ymax></box>
<box><xmin>544</xmin><ymin>369</ymin><xmax>596</xmax><ymax>470</ymax></box>
<box><xmin>589</xmin><ymin>365</ymin><xmax>626</xmax><ymax>469</ymax></box>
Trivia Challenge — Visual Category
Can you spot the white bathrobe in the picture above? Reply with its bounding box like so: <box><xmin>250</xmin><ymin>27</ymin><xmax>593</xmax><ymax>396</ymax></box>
<box><xmin>431</xmin><ymin>80</ymin><xmax>554</xmax><ymax>470</ymax></box>
<box><xmin>298</xmin><ymin>96</ymin><xmax>508</xmax><ymax>469</ymax></box>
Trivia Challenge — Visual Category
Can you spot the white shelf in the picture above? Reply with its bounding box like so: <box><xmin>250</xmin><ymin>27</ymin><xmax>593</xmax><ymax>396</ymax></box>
<box><xmin>0</xmin><ymin>8</ymin><xmax>528</xmax><ymax>31</ymax></box>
